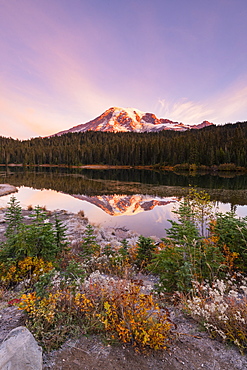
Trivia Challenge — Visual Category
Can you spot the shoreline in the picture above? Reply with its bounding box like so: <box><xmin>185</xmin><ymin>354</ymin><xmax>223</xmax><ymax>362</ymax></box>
<box><xmin>0</xmin><ymin>206</ymin><xmax>141</xmax><ymax>249</ymax></box>
<box><xmin>0</xmin><ymin>184</ymin><xmax>18</xmax><ymax>197</ymax></box>
<box><xmin>1</xmin><ymin>163</ymin><xmax>247</xmax><ymax>174</ymax></box>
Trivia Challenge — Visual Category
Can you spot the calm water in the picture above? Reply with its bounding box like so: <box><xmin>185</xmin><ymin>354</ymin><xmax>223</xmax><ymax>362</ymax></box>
<box><xmin>0</xmin><ymin>167</ymin><xmax>246</xmax><ymax>238</ymax></box>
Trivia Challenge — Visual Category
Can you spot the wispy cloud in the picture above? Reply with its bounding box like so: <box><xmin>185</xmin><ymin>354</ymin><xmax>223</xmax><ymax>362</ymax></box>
<box><xmin>156</xmin><ymin>98</ymin><xmax>214</xmax><ymax>124</ymax></box>
<box><xmin>157</xmin><ymin>75</ymin><xmax>247</xmax><ymax>125</ymax></box>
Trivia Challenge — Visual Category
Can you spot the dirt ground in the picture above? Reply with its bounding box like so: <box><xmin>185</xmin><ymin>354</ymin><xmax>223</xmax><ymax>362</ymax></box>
<box><xmin>1</xmin><ymin>306</ymin><xmax>246</xmax><ymax>370</ymax></box>
<box><xmin>41</xmin><ymin>308</ymin><xmax>247</xmax><ymax>370</ymax></box>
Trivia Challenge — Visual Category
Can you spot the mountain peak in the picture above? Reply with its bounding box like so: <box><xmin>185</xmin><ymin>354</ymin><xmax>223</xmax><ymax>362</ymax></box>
<box><xmin>52</xmin><ymin>107</ymin><xmax>214</xmax><ymax>136</ymax></box>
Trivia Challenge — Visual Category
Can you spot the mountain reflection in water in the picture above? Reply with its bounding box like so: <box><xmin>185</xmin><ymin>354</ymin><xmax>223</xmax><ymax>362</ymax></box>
<box><xmin>71</xmin><ymin>194</ymin><xmax>177</xmax><ymax>216</ymax></box>
<box><xmin>0</xmin><ymin>187</ymin><xmax>178</xmax><ymax>238</ymax></box>
<box><xmin>0</xmin><ymin>167</ymin><xmax>247</xmax><ymax>238</ymax></box>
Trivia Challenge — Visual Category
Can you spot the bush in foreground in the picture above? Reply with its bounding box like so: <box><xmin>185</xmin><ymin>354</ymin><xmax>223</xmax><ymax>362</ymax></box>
<box><xmin>19</xmin><ymin>271</ymin><xmax>175</xmax><ymax>351</ymax></box>
<box><xmin>183</xmin><ymin>275</ymin><xmax>247</xmax><ymax>353</ymax></box>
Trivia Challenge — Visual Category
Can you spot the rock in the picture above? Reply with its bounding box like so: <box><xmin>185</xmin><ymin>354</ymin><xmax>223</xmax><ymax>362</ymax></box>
<box><xmin>0</xmin><ymin>184</ymin><xmax>17</xmax><ymax>197</ymax></box>
<box><xmin>0</xmin><ymin>326</ymin><xmax>42</xmax><ymax>370</ymax></box>
<box><xmin>0</xmin><ymin>307</ymin><xmax>25</xmax><ymax>344</ymax></box>
<box><xmin>0</xmin><ymin>214</ymin><xmax>5</xmax><ymax>223</ymax></box>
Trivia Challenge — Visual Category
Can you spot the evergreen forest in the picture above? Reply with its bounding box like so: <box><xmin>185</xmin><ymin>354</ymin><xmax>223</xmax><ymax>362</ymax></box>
<box><xmin>0</xmin><ymin>121</ymin><xmax>246</xmax><ymax>168</ymax></box>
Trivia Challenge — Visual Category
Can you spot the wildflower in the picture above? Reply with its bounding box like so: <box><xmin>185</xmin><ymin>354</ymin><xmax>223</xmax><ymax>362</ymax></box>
<box><xmin>183</xmin><ymin>276</ymin><xmax>247</xmax><ymax>352</ymax></box>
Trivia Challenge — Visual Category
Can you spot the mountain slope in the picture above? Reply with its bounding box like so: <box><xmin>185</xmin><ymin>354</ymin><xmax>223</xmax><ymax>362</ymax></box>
<box><xmin>53</xmin><ymin>107</ymin><xmax>214</xmax><ymax>136</ymax></box>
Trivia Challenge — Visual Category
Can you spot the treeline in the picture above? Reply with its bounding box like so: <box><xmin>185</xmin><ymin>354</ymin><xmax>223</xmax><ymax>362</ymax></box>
<box><xmin>2</xmin><ymin>169</ymin><xmax>247</xmax><ymax>205</ymax></box>
<box><xmin>0</xmin><ymin>121</ymin><xmax>247</xmax><ymax>167</ymax></box>
<box><xmin>2</xmin><ymin>167</ymin><xmax>247</xmax><ymax>194</ymax></box>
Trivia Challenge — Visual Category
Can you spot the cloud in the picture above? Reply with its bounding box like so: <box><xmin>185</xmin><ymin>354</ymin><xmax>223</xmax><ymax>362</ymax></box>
<box><xmin>157</xmin><ymin>75</ymin><xmax>247</xmax><ymax>125</ymax></box>
<box><xmin>157</xmin><ymin>98</ymin><xmax>214</xmax><ymax>124</ymax></box>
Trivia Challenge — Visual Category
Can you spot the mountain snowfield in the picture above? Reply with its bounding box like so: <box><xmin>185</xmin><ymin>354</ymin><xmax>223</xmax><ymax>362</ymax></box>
<box><xmin>53</xmin><ymin>107</ymin><xmax>214</xmax><ymax>136</ymax></box>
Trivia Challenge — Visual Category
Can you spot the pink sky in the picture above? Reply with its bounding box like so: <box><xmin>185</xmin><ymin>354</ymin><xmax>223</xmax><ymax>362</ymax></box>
<box><xmin>0</xmin><ymin>0</ymin><xmax>247</xmax><ymax>139</ymax></box>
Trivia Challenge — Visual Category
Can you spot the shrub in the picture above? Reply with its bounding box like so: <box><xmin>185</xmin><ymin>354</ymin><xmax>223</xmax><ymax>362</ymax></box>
<box><xmin>0</xmin><ymin>256</ymin><xmax>53</xmax><ymax>288</ymax></box>
<box><xmin>183</xmin><ymin>275</ymin><xmax>247</xmax><ymax>353</ymax></box>
<box><xmin>19</xmin><ymin>271</ymin><xmax>175</xmax><ymax>351</ymax></box>
<box><xmin>186</xmin><ymin>187</ymin><xmax>214</xmax><ymax>237</ymax></box>
<box><xmin>0</xmin><ymin>197</ymin><xmax>67</xmax><ymax>264</ymax></box>
<box><xmin>148</xmin><ymin>192</ymin><xmax>227</xmax><ymax>293</ymax></box>
<box><xmin>81</xmin><ymin>240</ymin><xmax>135</xmax><ymax>278</ymax></box>
<box><xmin>98</xmin><ymin>282</ymin><xmax>173</xmax><ymax>350</ymax></box>
<box><xmin>211</xmin><ymin>212</ymin><xmax>247</xmax><ymax>273</ymax></box>
<box><xmin>135</xmin><ymin>235</ymin><xmax>156</xmax><ymax>269</ymax></box>
<box><xmin>80</xmin><ymin>224</ymin><xmax>100</xmax><ymax>258</ymax></box>
<box><xmin>34</xmin><ymin>260</ymin><xmax>86</xmax><ymax>299</ymax></box>
<box><xmin>4</xmin><ymin>196</ymin><xmax>23</xmax><ymax>238</ymax></box>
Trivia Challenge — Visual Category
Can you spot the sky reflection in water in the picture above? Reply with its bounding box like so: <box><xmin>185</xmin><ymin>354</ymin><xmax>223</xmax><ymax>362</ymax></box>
<box><xmin>0</xmin><ymin>186</ymin><xmax>246</xmax><ymax>238</ymax></box>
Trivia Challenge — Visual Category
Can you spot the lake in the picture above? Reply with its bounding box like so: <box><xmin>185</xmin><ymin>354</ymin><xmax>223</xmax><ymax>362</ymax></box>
<box><xmin>0</xmin><ymin>166</ymin><xmax>246</xmax><ymax>238</ymax></box>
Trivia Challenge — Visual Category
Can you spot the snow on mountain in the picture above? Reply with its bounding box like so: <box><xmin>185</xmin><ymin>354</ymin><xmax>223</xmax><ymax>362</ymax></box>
<box><xmin>53</xmin><ymin>107</ymin><xmax>214</xmax><ymax>136</ymax></box>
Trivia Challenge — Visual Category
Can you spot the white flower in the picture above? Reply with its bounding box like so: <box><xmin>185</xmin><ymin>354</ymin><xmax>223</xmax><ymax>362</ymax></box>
<box><xmin>228</xmin><ymin>290</ymin><xmax>239</xmax><ymax>299</ymax></box>
<box><xmin>234</xmin><ymin>339</ymin><xmax>241</xmax><ymax>346</ymax></box>
<box><xmin>240</xmin><ymin>285</ymin><xmax>247</xmax><ymax>296</ymax></box>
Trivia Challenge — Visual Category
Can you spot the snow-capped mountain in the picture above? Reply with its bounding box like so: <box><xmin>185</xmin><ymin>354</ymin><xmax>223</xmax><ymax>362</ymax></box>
<box><xmin>53</xmin><ymin>107</ymin><xmax>214</xmax><ymax>136</ymax></box>
<box><xmin>71</xmin><ymin>194</ymin><xmax>177</xmax><ymax>216</ymax></box>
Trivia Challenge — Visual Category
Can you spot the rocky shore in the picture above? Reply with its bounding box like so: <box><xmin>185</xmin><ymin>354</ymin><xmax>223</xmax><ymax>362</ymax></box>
<box><xmin>0</xmin><ymin>207</ymin><xmax>140</xmax><ymax>252</ymax></box>
<box><xmin>0</xmin><ymin>184</ymin><xmax>17</xmax><ymax>197</ymax></box>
